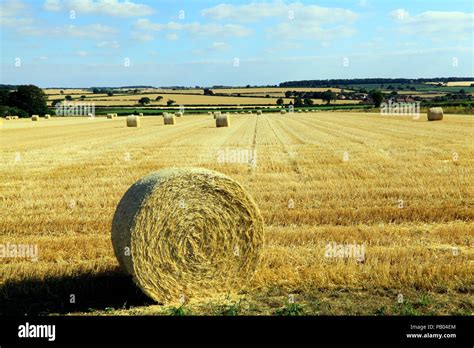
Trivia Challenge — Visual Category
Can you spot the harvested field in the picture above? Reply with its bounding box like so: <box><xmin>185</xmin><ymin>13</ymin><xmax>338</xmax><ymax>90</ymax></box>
<box><xmin>0</xmin><ymin>112</ymin><xmax>472</xmax><ymax>315</ymax></box>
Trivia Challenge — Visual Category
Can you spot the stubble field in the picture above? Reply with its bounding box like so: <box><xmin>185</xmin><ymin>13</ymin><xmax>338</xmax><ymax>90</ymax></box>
<box><xmin>0</xmin><ymin>112</ymin><xmax>472</xmax><ymax>316</ymax></box>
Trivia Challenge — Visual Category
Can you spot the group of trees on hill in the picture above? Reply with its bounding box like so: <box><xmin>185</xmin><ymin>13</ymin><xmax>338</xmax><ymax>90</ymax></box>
<box><xmin>0</xmin><ymin>85</ymin><xmax>48</xmax><ymax>118</ymax></box>
<box><xmin>279</xmin><ymin>77</ymin><xmax>474</xmax><ymax>88</ymax></box>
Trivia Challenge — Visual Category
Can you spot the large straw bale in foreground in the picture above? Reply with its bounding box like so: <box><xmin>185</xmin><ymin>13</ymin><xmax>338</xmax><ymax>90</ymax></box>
<box><xmin>427</xmin><ymin>107</ymin><xmax>443</xmax><ymax>121</ymax></box>
<box><xmin>216</xmin><ymin>114</ymin><xmax>230</xmax><ymax>127</ymax></box>
<box><xmin>111</xmin><ymin>167</ymin><xmax>264</xmax><ymax>303</ymax></box>
<box><xmin>31</xmin><ymin>115</ymin><xmax>39</xmax><ymax>121</ymax></box>
<box><xmin>126</xmin><ymin>115</ymin><xmax>140</xmax><ymax>127</ymax></box>
<box><xmin>164</xmin><ymin>114</ymin><xmax>176</xmax><ymax>125</ymax></box>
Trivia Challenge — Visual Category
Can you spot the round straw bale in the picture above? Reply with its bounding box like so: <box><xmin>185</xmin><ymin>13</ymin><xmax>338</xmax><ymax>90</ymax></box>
<box><xmin>139</xmin><ymin>113</ymin><xmax>144</xmax><ymax>116</ymax></box>
<box><xmin>257</xmin><ymin>110</ymin><xmax>262</xmax><ymax>115</ymax></box>
<box><xmin>216</xmin><ymin>113</ymin><xmax>230</xmax><ymax>127</ymax></box>
<box><xmin>31</xmin><ymin>115</ymin><xmax>39</xmax><ymax>121</ymax></box>
<box><xmin>44</xmin><ymin>114</ymin><xmax>51</xmax><ymax>119</ymax></box>
<box><xmin>427</xmin><ymin>107</ymin><xmax>443</xmax><ymax>121</ymax></box>
<box><xmin>280</xmin><ymin>110</ymin><xmax>287</xmax><ymax>114</ymax></box>
<box><xmin>5</xmin><ymin>116</ymin><xmax>12</xmax><ymax>120</ymax></box>
<box><xmin>164</xmin><ymin>114</ymin><xmax>176</xmax><ymax>125</ymax></box>
<box><xmin>111</xmin><ymin>167</ymin><xmax>264</xmax><ymax>303</ymax></box>
<box><xmin>126</xmin><ymin>115</ymin><xmax>140</xmax><ymax>127</ymax></box>
<box><xmin>107</xmin><ymin>113</ymin><xmax>114</xmax><ymax>119</ymax></box>
<box><xmin>175</xmin><ymin>112</ymin><xmax>183</xmax><ymax>117</ymax></box>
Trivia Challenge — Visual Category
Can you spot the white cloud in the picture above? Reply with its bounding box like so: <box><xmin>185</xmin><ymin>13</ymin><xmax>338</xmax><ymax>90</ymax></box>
<box><xmin>166</xmin><ymin>33</ymin><xmax>179</xmax><ymax>41</ymax></box>
<box><xmin>211</xmin><ymin>42</ymin><xmax>230</xmax><ymax>51</ymax></box>
<box><xmin>0</xmin><ymin>0</ymin><xmax>27</xmax><ymax>17</ymax></box>
<box><xmin>0</xmin><ymin>0</ymin><xmax>32</xmax><ymax>27</ymax></box>
<box><xmin>17</xmin><ymin>23</ymin><xmax>118</xmax><ymax>39</ymax></box>
<box><xmin>43</xmin><ymin>0</ymin><xmax>62</xmax><ymax>11</ymax></box>
<box><xmin>43</xmin><ymin>0</ymin><xmax>154</xmax><ymax>17</ymax></box>
<box><xmin>201</xmin><ymin>1</ymin><xmax>357</xmax><ymax>23</ymax></box>
<box><xmin>130</xmin><ymin>31</ymin><xmax>154</xmax><ymax>42</ymax></box>
<box><xmin>391</xmin><ymin>9</ymin><xmax>474</xmax><ymax>40</ymax></box>
<box><xmin>201</xmin><ymin>1</ymin><xmax>357</xmax><ymax>40</ymax></box>
<box><xmin>134</xmin><ymin>19</ymin><xmax>251</xmax><ymax>38</ymax></box>
<box><xmin>96</xmin><ymin>40</ymin><xmax>120</xmax><ymax>48</ymax></box>
<box><xmin>272</xmin><ymin>23</ymin><xmax>356</xmax><ymax>40</ymax></box>
<box><xmin>76</xmin><ymin>50</ymin><xmax>88</xmax><ymax>56</ymax></box>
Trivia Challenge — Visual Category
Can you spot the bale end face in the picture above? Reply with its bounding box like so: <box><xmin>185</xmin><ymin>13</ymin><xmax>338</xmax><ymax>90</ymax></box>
<box><xmin>164</xmin><ymin>114</ymin><xmax>176</xmax><ymax>125</ymax></box>
<box><xmin>427</xmin><ymin>107</ymin><xmax>443</xmax><ymax>121</ymax></box>
<box><xmin>216</xmin><ymin>114</ymin><xmax>230</xmax><ymax>127</ymax></box>
<box><xmin>111</xmin><ymin>167</ymin><xmax>264</xmax><ymax>303</ymax></box>
<box><xmin>126</xmin><ymin>115</ymin><xmax>140</xmax><ymax>127</ymax></box>
<box><xmin>31</xmin><ymin>115</ymin><xmax>40</xmax><ymax>121</ymax></box>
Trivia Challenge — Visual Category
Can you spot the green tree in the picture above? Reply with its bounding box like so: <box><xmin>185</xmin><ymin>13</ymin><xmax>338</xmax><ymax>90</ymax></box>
<box><xmin>0</xmin><ymin>89</ymin><xmax>10</xmax><ymax>105</ymax></box>
<box><xmin>155</xmin><ymin>96</ymin><xmax>163</xmax><ymax>102</ymax></box>
<box><xmin>138</xmin><ymin>97</ymin><xmax>151</xmax><ymax>105</ymax></box>
<box><xmin>285</xmin><ymin>91</ymin><xmax>292</xmax><ymax>98</ymax></box>
<box><xmin>51</xmin><ymin>99</ymin><xmax>63</xmax><ymax>107</ymax></box>
<box><xmin>276</xmin><ymin>98</ymin><xmax>284</xmax><ymax>106</ymax></box>
<box><xmin>369</xmin><ymin>89</ymin><xmax>384</xmax><ymax>107</ymax></box>
<box><xmin>7</xmin><ymin>85</ymin><xmax>48</xmax><ymax>116</ymax></box>
<box><xmin>294</xmin><ymin>96</ymin><xmax>303</xmax><ymax>107</ymax></box>
<box><xmin>65</xmin><ymin>95</ymin><xmax>72</xmax><ymax>101</ymax></box>
<box><xmin>304</xmin><ymin>98</ymin><xmax>314</xmax><ymax>106</ymax></box>
<box><xmin>107</xmin><ymin>91</ymin><xmax>114</xmax><ymax>97</ymax></box>
<box><xmin>203</xmin><ymin>88</ymin><xmax>214</xmax><ymax>96</ymax></box>
<box><xmin>322</xmin><ymin>90</ymin><xmax>336</xmax><ymax>105</ymax></box>
<box><xmin>167</xmin><ymin>99</ymin><xmax>176</xmax><ymax>106</ymax></box>
<box><xmin>92</xmin><ymin>88</ymin><xmax>100</xmax><ymax>94</ymax></box>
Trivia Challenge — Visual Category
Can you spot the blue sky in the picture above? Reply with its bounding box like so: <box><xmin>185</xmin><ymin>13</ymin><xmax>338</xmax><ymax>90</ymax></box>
<box><xmin>0</xmin><ymin>0</ymin><xmax>473</xmax><ymax>87</ymax></box>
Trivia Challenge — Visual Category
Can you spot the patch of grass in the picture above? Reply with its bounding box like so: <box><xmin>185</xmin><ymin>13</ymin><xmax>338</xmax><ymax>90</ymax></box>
<box><xmin>168</xmin><ymin>305</ymin><xmax>192</xmax><ymax>316</ymax></box>
<box><xmin>275</xmin><ymin>303</ymin><xmax>304</xmax><ymax>316</ymax></box>
<box><xmin>393</xmin><ymin>301</ymin><xmax>420</xmax><ymax>316</ymax></box>
<box><xmin>418</xmin><ymin>294</ymin><xmax>432</xmax><ymax>307</ymax></box>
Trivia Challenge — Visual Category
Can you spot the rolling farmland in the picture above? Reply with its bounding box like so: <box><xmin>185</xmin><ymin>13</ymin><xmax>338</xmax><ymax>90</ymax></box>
<box><xmin>0</xmin><ymin>112</ymin><xmax>472</xmax><ymax>315</ymax></box>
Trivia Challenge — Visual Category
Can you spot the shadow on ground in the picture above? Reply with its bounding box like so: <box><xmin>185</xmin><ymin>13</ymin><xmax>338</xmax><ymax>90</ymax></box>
<box><xmin>0</xmin><ymin>270</ymin><xmax>154</xmax><ymax>315</ymax></box>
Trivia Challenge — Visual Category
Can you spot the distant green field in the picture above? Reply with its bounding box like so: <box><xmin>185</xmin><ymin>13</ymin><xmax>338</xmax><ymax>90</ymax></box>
<box><xmin>341</xmin><ymin>83</ymin><xmax>474</xmax><ymax>93</ymax></box>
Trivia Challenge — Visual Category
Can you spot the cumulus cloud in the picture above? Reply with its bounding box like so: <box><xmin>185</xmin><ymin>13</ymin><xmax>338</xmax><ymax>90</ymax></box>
<box><xmin>391</xmin><ymin>9</ymin><xmax>474</xmax><ymax>40</ymax></box>
<box><xmin>166</xmin><ymin>33</ymin><xmax>179</xmax><ymax>41</ymax></box>
<box><xmin>0</xmin><ymin>0</ymin><xmax>32</xmax><ymax>27</ymax></box>
<box><xmin>134</xmin><ymin>19</ymin><xmax>251</xmax><ymax>38</ymax></box>
<box><xmin>43</xmin><ymin>0</ymin><xmax>154</xmax><ymax>17</ymax></box>
<box><xmin>96</xmin><ymin>40</ymin><xmax>120</xmax><ymax>48</ymax></box>
<box><xmin>17</xmin><ymin>23</ymin><xmax>118</xmax><ymax>39</ymax></box>
<box><xmin>201</xmin><ymin>1</ymin><xmax>357</xmax><ymax>40</ymax></box>
<box><xmin>210</xmin><ymin>42</ymin><xmax>230</xmax><ymax>51</ymax></box>
<box><xmin>201</xmin><ymin>1</ymin><xmax>357</xmax><ymax>23</ymax></box>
